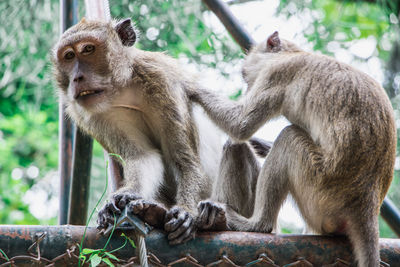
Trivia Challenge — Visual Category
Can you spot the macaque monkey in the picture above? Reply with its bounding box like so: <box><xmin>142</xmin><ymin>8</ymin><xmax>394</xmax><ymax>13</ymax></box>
<box><xmin>52</xmin><ymin>18</ymin><xmax>269</xmax><ymax>245</ymax></box>
<box><xmin>191</xmin><ymin>32</ymin><xmax>396</xmax><ymax>266</ymax></box>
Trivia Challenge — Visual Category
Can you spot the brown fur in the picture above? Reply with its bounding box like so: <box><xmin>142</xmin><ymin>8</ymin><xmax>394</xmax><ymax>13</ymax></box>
<box><xmin>192</xmin><ymin>32</ymin><xmax>396</xmax><ymax>267</ymax></box>
<box><xmin>52</xmin><ymin>18</ymin><xmax>223</xmax><ymax>244</ymax></box>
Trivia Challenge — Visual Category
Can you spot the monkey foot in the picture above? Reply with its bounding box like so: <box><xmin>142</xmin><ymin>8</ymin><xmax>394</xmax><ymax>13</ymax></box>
<box><xmin>164</xmin><ymin>206</ymin><xmax>196</xmax><ymax>245</ymax></box>
<box><xmin>197</xmin><ymin>200</ymin><xmax>229</xmax><ymax>231</ymax></box>
<box><xmin>97</xmin><ymin>192</ymin><xmax>141</xmax><ymax>230</ymax></box>
<box><xmin>126</xmin><ymin>199</ymin><xmax>167</xmax><ymax>228</ymax></box>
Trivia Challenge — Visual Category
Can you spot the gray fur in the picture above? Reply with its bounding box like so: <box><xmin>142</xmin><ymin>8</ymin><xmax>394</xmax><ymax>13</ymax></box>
<box><xmin>192</xmin><ymin>32</ymin><xmax>396</xmax><ymax>267</ymax></box>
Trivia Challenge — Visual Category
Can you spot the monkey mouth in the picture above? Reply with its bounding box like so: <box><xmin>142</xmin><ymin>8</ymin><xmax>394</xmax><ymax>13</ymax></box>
<box><xmin>75</xmin><ymin>89</ymin><xmax>104</xmax><ymax>99</ymax></box>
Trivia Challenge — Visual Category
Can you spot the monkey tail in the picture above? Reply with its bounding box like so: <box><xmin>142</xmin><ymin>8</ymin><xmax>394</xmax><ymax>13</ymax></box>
<box><xmin>248</xmin><ymin>137</ymin><xmax>273</xmax><ymax>158</ymax></box>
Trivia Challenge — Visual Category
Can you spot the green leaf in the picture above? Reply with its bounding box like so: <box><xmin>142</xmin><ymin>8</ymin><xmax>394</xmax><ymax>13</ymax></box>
<box><xmin>90</xmin><ymin>254</ymin><xmax>102</xmax><ymax>267</ymax></box>
<box><xmin>121</xmin><ymin>233</ymin><xmax>136</xmax><ymax>248</ymax></box>
<box><xmin>82</xmin><ymin>248</ymin><xmax>99</xmax><ymax>255</ymax></box>
<box><xmin>79</xmin><ymin>254</ymin><xmax>86</xmax><ymax>265</ymax></box>
<box><xmin>0</xmin><ymin>248</ymin><xmax>9</xmax><ymax>261</ymax></box>
<box><xmin>104</xmin><ymin>252</ymin><xmax>120</xmax><ymax>261</ymax></box>
<box><xmin>102</xmin><ymin>257</ymin><xmax>115</xmax><ymax>267</ymax></box>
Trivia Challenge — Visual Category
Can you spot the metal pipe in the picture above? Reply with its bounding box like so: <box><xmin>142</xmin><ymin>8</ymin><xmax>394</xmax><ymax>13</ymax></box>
<box><xmin>0</xmin><ymin>225</ymin><xmax>398</xmax><ymax>266</ymax></box>
<box><xmin>202</xmin><ymin>0</ymin><xmax>255</xmax><ymax>52</ymax></box>
<box><xmin>68</xmin><ymin>128</ymin><xmax>93</xmax><ymax>225</ymax></box>
<box><xmin>381</xmin><ymin>197</ymin><xmax>400</xmax><ymax>237</ymax></box>
<box><xmin>58</xmin><ymin>0</ymin><xmax>78</xmax><ymax>225</ymax></box>
<box><xmin>202</xmin><ymin>0</ymin><xmax>400</xmax><ymax>239</ymax></box>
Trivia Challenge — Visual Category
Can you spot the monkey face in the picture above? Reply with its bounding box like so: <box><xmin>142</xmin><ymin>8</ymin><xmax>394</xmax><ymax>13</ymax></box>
<box><xmin>52</xmin><ymin>18</ymin><xmax>137</xmax><ymax>114</ymax></box>
<box><xmin>55</xmin><ymin>38</ymin><xmax>111</xmax><ymax>108</ymax></box>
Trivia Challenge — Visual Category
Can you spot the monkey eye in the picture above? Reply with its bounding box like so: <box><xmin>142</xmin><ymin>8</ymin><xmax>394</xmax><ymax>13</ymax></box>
<box><xmin>82</xmin><ymin>44</ymin><xmax>95</xmax><ymax>55</ymax></box>
<box><xmin>64</xmin><ymin>51</ymin><xmax>75</xmax><ymax>60</ymax></box>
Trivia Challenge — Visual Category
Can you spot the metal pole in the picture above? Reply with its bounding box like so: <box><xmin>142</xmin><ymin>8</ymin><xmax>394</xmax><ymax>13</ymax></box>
<box><xmin>58</xmin><ymin>0</ymin><xmax>78</xmax><ymax>225</ymax></box>
<box><xmin>67</xmin><ymin>129</ymin><xmax>93</xmax><ymax>225</ymax></box>
<box><xmin>0</xmin><ymin>226</ymin><xmax>398</xmax><ymax>266</ymax></box>
<box><xmin>202</xmin><ymin>0</ymin><xmax>400</xmax><ymax>238</ymax></box>
<box><xmin>381</xmin><ymin>197</ymin><xmax>400</xmax><ymax>237</ymax></box>
<box><xmin>202</xmin><ymin>0</ymin><xmax>255</xmax><ymax>52</ymax></box>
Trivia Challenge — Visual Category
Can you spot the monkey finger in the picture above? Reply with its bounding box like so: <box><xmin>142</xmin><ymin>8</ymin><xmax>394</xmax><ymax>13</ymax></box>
<box><xmin>198</xmin><ymin>201</ymin><xmax>214</xmax><ymax>229</ymax></box>
<box><xmin>165</xmin><ymin>207</ymin><xmax>180</xmax><ymax>222</ymax></box>
<box><xmin>127</xmin><ymin>199</ymin><xmax>144</xmax><ymax>215</ymax></box>
<box><xmin>169</xmin><ymin>224</ymin><xmax>195</xmax><ymax>245</ymax></box>
<box><xmin>116</xmin><ymin>193</ymin><xmax>140</xmax><ymax>209</ymax></box>
<box><xmin>167</xmin><ymin>216</ymin><xmax>193</xmax><ymax>240</ymax></box>
<box><xmin>165</xmin><ymin>210</ymin><xmax>189</xmax><ymax>232</ymax></box>
<box><xmin>105</xmin><ymin>201</ymin><xmax>121</xmax><ymax>215</ymax></box>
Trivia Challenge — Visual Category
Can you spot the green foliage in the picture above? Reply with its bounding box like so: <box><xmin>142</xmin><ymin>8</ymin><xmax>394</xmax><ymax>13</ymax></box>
<box><xmin>278</xmin><ymin>0</ymin><xmax>396</xmax><ymax>57</ymax></box>
<box><xmin>0</xmin><ymin>111</ymin><xmax>58</xmax><ymax>224</ymax></box>
<box><xmin>109</xmin><ymin>0</ymin><xmax>242</xmax><ymax>71</ymax></box>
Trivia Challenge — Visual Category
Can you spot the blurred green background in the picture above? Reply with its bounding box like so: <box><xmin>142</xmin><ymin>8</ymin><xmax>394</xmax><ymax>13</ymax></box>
<box><xmin>0</xmin><ymin>0</ymin><xmax>399</xmax><ymax>237</ymax></box>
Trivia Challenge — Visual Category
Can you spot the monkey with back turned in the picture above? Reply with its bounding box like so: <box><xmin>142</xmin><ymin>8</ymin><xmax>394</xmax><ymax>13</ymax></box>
<box><xmin>52</xmin><ymin>18</ymin><xmax>271</xmax><ymax>245</ymax></box>
<box><xmin>191</xmin><ymin>32</ymin><xmax>396</xmax><ymax>267</ymax></box>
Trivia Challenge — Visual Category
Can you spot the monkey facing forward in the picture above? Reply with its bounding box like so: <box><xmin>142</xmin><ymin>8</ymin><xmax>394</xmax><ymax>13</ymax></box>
<box><xmin>191</xmin><ymin>32</ymin><xmax>396</xmax><ymax>266</ymax></box>
<box><xmin>52</xmin><ymin>18</ymin><xmax>219</xmax><ymax>244</ymax></box>
<box><xmin>52</xmin><ymin>18</ymin><xmax>270</xmax><ymax>244</ymax></box>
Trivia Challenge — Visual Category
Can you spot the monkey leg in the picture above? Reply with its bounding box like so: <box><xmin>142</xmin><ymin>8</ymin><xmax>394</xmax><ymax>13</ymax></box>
<box><xmin>345</xmin><ymin>204</ymin><xmax>380</xmax><ymax>267</ymax></box>
<box><xmin>222</xmin><ymin>125</ymin><xmax>324</xmax><ymax>232</ymax></box>
<box><xmin>197</xmin><ymin>139</ymin><xmax>260</xmax><ymax>231</ymax></box>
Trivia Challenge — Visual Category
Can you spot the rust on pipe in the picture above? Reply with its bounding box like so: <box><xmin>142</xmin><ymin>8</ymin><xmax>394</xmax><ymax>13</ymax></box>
<box><xmin>0</xmin><ymin>225</ymin><xmax>399</xmax><ymax>266</ymax></box>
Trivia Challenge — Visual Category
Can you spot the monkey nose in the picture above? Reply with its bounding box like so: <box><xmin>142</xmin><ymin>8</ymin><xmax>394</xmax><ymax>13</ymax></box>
<box><xmin>73</xmin><ymin>74</ymin><xmax>84</xmax><ymax>83</ymax></box>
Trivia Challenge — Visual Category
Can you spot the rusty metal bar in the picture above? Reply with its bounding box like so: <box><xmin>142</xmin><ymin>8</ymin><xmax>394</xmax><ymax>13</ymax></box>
<box><xmin>381</xmin><ymin>197</ymin><xmax>400</xmax><ymax>237</ymax></box>
<box><xmin>67</xmin><ymin>128</ymin><xmax>93</xmax><ymax>225</ymax></box>
<box><xmin>58</xmin><ymin>0</ymin><xmax>78</xmax><ymax>225</ymax></box>
<box><xmin>202</xmin><ymin>0</ymin><xmax>255</xmax><ymax>52</ymax></box>
<box><xmin>202</xmin><ymin>0</ymin><xmax>400</xmax><ymax>238</ymax></box>
<box><xmin>0</xmin><ymin>225</ymin><xmax>398</xmax><ymax>266</ymax></box>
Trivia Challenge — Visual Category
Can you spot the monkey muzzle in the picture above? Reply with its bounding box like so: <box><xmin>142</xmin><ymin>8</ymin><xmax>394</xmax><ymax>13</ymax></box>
<box><xmin>74</xmin><ymin>88</ymin><xmax>104</xmax><ymax>99</ymax></box>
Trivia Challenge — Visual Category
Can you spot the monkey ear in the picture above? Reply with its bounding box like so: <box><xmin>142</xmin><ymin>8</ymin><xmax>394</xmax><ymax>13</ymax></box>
<box><xmin>115</xmin><ymin>18</ymin><xmax>136</xmax><ymax>46</ymax></box>
<box><xmin>267</xmin><ymin>31</ymin><xmax>281</xmax><ymax>52</ymax></box>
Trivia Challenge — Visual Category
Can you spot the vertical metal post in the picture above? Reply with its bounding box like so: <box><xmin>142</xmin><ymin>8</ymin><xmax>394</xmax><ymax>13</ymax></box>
<box><xmin>59</xmin><ymin>0</ymin><xmax>78</xmax><ymax>225</ymax></box>
<box><xmin>68</xmin><ymin>129</ymin><xmax>93</xmax><ymax>225</ymax></box>
<box><xmin>381</xmin><ymin>198</ymin><xmax>400</xmax><ymax>237</ymax></box>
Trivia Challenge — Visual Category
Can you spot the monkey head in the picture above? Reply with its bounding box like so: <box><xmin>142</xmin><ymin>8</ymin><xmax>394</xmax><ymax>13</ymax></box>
<box><xmin>52</xmin><ymin>18</ymin><xmax>137</xmax><ymax>114</ymax></box>
<box><xmin>242</xmin><ymin>31</ymin><xmax>303</xmax><ymax>88</ymax></box>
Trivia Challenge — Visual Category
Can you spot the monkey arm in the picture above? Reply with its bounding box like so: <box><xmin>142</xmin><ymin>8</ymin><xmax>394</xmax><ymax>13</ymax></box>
<box><xmin>192</xmin><ymin>86</ymin><xmax>284</xmax><ymax>141</ymax></box>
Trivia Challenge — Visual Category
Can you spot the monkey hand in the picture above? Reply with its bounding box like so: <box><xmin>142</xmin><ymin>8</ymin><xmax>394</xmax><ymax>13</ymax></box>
<box><xmin>126</xmin><ymin>199</ymin><xmax>167</xmax><ymax>228</ymax></box>
<box><xmin>97</xmin><ymin>192</ymin><xmax>141</xmax><ymax>230</ymax></box>
<box><xmin>164</xmin><ymin>206</ymin><xmax>196</xmax><ymax>245</ymax></box>
<box><xmin>197</xmin><ymin>200</ymin><xmax>229</xmax><ymax>231</ymax></box>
